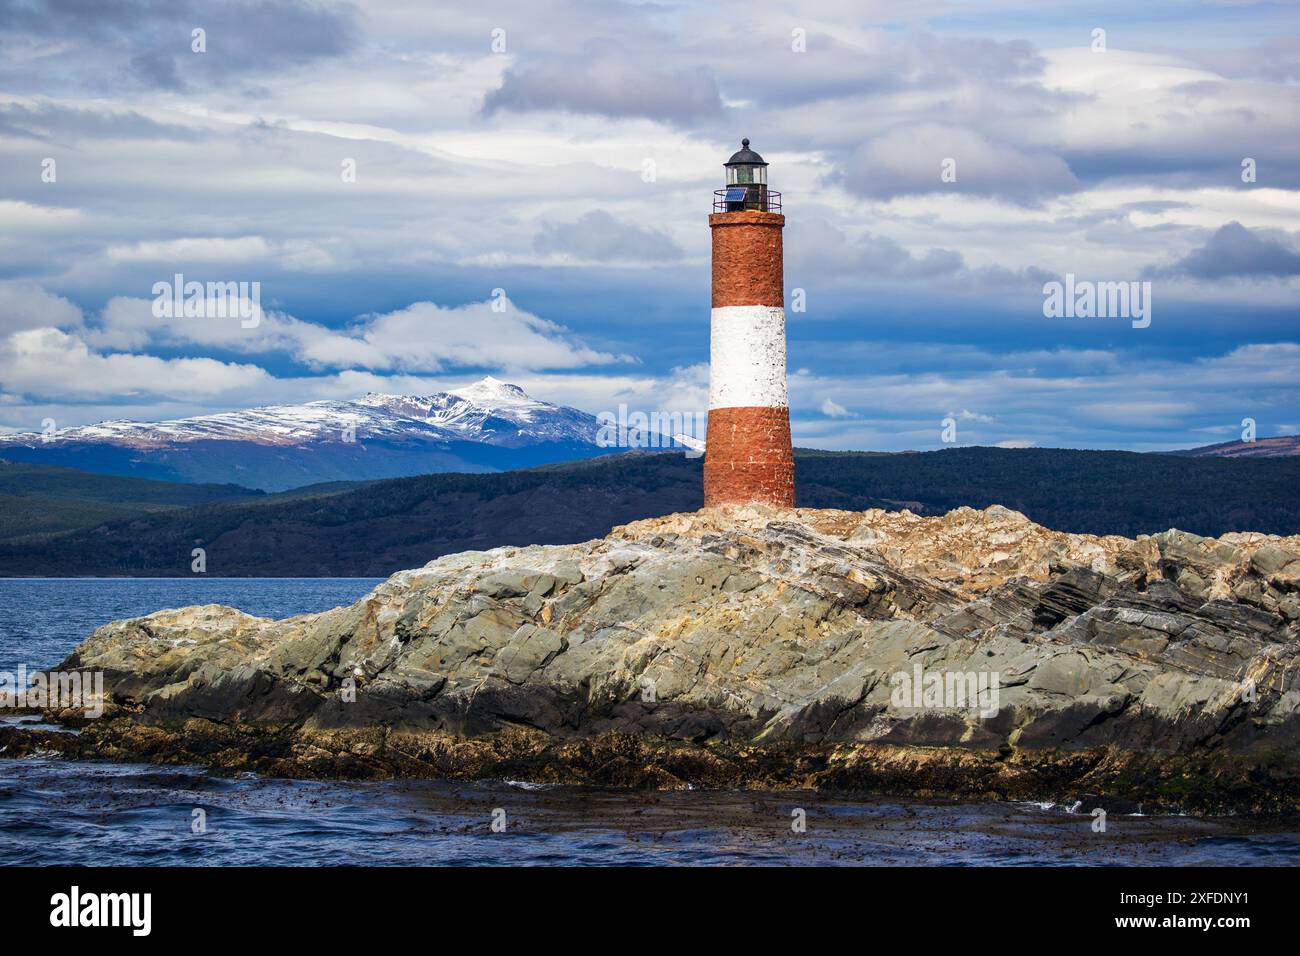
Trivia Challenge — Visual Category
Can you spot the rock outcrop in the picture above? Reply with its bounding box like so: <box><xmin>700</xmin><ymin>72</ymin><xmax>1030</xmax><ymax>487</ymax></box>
<box><xmin>10</xmin><ymin>506</ymin><xmax>1300</xmax><ymax>813</ymax></box>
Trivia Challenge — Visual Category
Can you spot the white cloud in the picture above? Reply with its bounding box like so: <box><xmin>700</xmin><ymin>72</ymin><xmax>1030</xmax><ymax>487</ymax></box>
<box><xmin>106</xmin><ymin>237</ymin><xmax>274</xmax><ymax>262</ymax></box>
<box><xmin>87</xmin><ymin>294</ymin><xmax>628</xmax><ymax>373</ymax></box>
<box><xmin>839</xmin><ymin>123</ymin><xmax>1079</xmax><ymax>202</ymax></box>
<box><xmin>297</xmin><ymin>298</ymin><xmax>630</xmax><ymax>372</ymax></box>
<box><xmin>105</xmin><ymin>236</ymin><xmax>337</xmax><ymax>272</ymax></box>
<box><xmin>1041</xmin><ymin>48</ymin><xmax>1300</xmax><ymax>175</ymax></box>
<box><xmin>0</xmin><ymin>200</ymin><xmax>83</xmax><ymax>230</ymax></box>
<box><xmin>0</xmin><ymin>281</ymin><xmax>83</xmax><ymax>336</ymax></box>
<box><xmin>92</xmin><ymin>295</ymin><xmax>317</xmax><ymax>353</ymax></box>
<box><xmin>0</xmin><ymin>328</ymin><xmax>272</xmax><ymax>399</ymax></box>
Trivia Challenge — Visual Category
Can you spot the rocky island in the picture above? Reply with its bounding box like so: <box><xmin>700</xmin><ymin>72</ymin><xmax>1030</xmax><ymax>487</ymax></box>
<box><xmin>7</xmin><ymin>505</ymin><xmax>1300</xmax><ymax>814</ymax></box>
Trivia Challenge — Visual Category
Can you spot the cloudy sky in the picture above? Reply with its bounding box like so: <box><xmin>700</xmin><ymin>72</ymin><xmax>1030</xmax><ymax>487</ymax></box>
<box><xmin>1</xmin><ymin>0</ymin><xmax>1298</xmax><ymax>451</ymax></box>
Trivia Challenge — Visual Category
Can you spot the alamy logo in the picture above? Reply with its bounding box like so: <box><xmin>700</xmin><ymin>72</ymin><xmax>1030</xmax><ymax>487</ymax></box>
<box><xmin>890</xmin><ymin>662</ymin><xmax>1000</xmax><ymax>718</ymax></box>
<box><xmin>49</xmin><ymin>886</ymin><xmax>151</xmax><ymax>936</ymax></box>
<box><xmin>151</xmin><ymin>272</ymin><xmax>261</xmax><ymax>328</ymax></box>
<box><xmin>596</xmin><ymin>405</ymin><xmax>706</xmax><ymax>458</ymax></box>
<box><xmin>1042</xmin><ymin>273</ymin><xmax>1151</xmax><ymax>328</ymax></box>
<box><xmin>0</xmin><ymin>665</ymin><xmax>103</xmax><ymax>717</ymax></box>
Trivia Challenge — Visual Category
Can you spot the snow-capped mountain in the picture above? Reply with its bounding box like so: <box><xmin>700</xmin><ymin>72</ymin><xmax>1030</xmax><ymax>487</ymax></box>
<box><xmin>4</xmin><ymin>378</ymin><xmax>598</xmax><ymax>450</ymax></box>
<box><xmin>0</xmin><ymin>378</ymin><xmax>636</xmax><ymax>491</ymax></box>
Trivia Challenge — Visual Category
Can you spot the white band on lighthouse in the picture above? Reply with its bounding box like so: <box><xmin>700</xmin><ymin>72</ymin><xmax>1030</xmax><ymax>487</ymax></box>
<box><xmin>708</xmin><ymin>305</ymin><xmax>788</xmax><ymax>410</ymax></box>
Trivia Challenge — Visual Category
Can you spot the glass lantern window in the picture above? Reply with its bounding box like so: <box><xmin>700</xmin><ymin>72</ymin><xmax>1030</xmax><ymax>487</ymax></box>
<box><xmin>727</xmin><ymin>165</ymin><xmax>766</xmax><ymax>185</ymax></box>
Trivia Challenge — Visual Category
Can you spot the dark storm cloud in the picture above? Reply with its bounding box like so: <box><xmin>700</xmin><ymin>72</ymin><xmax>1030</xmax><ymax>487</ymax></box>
<box><xmin>784</xmin><ymin>217</ymin><xmax>1054</xmax><ymax>303</ymax></box>
<box><xmin>786</xmin><ymin>218</ymin><xmax>964</xmax><ymax>282</ymax></box>
<box><xmin>1063</xmin><ymin>149</ymin><xmax>1300</xmax><ymax>192</ymax></box>
<box><xmin>2</xmin><ymin>0</ymin><xmax>170</xmax><ymax>32</ymax></box>
<box><xmin>713</xmin><ymin>30</ymin><xmax>1047</xmax><ymax>110</ymax></box>
<box><xmin>831</xmin><ymin>124</ymin><xmax>1079</xmax><ymax>204</ymax></box>
<box><xmin>480</xmin><ymin>26</ymin><xmax>1054</xmax><ymax>139</ymax></box>
<box><xmin>1121</xmin><ymin>200</ymin><xmax>1192</xmax><ymax>215</ymax></box>
<box><xmin>533</xmin><ymin>211</ymin><xmax>683</xmax><ymax>262</ymax></box>
<box><xmin>2</xmin><ymin>0</ymin><xmax>356</xmax><ymax>53</ymax></box>
<box><xmin>1193</xmin><ymin>37</ymin><xmax>1300</xmax><ymax>83</ymax></box>
<box><xmin>128</xmin><ymin>49</ymin><xmax>184</xmax><ymax>90</ymax></box>
<box><xmin>0</xmin><ymin>101</ymin><xmax>197</xmax><ymax>142</ymax></box>
<box><xmin>1154</xmin><ymin>222</ymin><xmax>1300</xmax><ymax>280</ymax></box>
<box><xmin>484</xmin><ymin>51</ymin><xmax>722</xmax><ymax>124</ymax></box>
<box><xmin>0</xmin><ymin>0</ymin><xmax>359</xmax><ymax>90</ymax></box>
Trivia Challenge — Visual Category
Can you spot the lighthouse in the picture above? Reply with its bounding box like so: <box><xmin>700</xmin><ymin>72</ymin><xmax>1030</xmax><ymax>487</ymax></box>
<box><xmin>704</xmin><ymin>138</ymin><xmax>795</xmax><ymax>508</ymax></box>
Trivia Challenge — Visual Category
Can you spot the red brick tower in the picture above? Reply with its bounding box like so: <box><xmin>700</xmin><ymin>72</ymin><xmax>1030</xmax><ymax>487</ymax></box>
<box><xmin>704</xmin><ymin>139</ymin><xmax>795</xmax><ymax>508</ymax></box>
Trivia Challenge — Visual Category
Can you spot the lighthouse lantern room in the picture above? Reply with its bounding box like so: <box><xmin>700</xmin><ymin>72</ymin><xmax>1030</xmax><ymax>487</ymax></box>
<box><xmin>715</xmin><ymin>138</ymin><xmax>781</xmax><ymax>213</ymax></box>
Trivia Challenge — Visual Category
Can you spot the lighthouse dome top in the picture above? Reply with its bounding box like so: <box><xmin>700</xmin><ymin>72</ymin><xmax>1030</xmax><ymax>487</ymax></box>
<box><xmin>724</xmin><ymin>138</ymin><xmax>768</xmax><ymax>167</ymax></box>
<box><xmin>714</xmin><ymin>137</ymin><xmax>780</xmax><ymax>210</ymax></box>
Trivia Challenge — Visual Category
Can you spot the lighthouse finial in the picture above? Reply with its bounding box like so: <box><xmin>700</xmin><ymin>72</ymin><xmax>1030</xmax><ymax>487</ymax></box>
<box><xmin>741</xmin><ymin>137</ymin><xmax>749</xmax><ymax>148</ymax></box>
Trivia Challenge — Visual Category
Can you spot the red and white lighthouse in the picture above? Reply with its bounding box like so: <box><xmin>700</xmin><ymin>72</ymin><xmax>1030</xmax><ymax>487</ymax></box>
<box><xmin>704</xmin><ymin>139</ymin><xmax>795</xmax><ymax>508</ymax></box>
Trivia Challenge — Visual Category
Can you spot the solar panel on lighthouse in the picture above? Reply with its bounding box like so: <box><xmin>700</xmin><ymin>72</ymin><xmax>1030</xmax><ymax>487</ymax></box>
<box><xmin>724</xmin><ymin>187</ymin><xmax>747</xmax><ymax>202</ymax></box>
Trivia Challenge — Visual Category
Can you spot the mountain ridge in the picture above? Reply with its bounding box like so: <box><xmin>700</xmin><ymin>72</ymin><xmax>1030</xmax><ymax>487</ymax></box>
<box><xmin>0</xmin><ymin>460</ymin><xmax>261</xmax><ymax>541</ymax></box>
<box><xmin>1174</xmin><ymin>434</ymin><xmax>1300</xmax><ymax>458</ymax></box>
<box><xmin>0</xmin><ymin>378</ymin><xmax>628</xmax><ymax>490</ymax></box>
<box><xmin>0</xmin><ymin>376</ymin><xmax>598</xmax><ymax>450</ymax></box>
